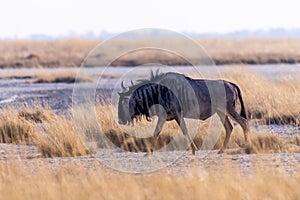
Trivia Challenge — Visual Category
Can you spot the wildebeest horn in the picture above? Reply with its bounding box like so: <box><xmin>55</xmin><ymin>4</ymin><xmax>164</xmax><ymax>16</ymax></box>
<box><xmin>131</xmin><ymin>80</ymin><xmax>134</xmax><ymax>86</ymax></box>
<box><xmin>121</xmin><ymin>81</ymin><xmax>127</xmax><ymax>90</ymax></box>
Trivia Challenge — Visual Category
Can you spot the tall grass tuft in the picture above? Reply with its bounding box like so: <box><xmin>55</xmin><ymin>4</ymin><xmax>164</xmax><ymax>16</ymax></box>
<box><xmin>0</xmin><ymin>107</ymin><xmax>88</xmax><ymax>157</ymax></box>
<box><xmin>35</xmin><ymin>116</ymin><xmax>88</xmax><ymax>157</ymax></box>
<box><xmin>0</xmin><ymin>109</ymin><xmax>38</xmax><ymax>144</ymax></box>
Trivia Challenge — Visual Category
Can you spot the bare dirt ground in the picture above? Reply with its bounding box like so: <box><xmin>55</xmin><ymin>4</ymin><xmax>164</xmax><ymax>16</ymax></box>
<box><xmin>1</xmin><ymin>143</ymin><xmax>299</xmax><ymax>176</ymax></box>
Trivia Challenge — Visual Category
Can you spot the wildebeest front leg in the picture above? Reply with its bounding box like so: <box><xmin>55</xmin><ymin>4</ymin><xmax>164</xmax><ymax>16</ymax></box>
<box><xmin>175</xmin><ymin>117</ymin><xmax>198</xmax><ymax>154</ymax></box>
<box><xmin>152</xmin><ymin>116</ymin><xmax>167</xmax><ymax>151</ymax></box>
<box><xmin>153</xmin><ymin>116</ymin><xmax>166</xmax><ymax>137</ymax></box>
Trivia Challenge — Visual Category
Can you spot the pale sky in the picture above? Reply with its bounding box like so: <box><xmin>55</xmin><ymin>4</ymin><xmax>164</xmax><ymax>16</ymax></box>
<box><xmin>1</xmin><ymin>0</ymin><xmax>300</xmax><ymax>38</ymax></box>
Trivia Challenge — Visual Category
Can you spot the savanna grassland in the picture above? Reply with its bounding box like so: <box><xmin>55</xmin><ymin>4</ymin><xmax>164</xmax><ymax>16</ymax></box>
<box><xmin>0</xmin><ymin>67</ymin><xmax>299</xmax><ymax>199</ymax></box>
<box><xmin>0</xmin><ymin>100</ymin><xmax>300</xmax><ymax>200</ymax></box>
<box><xmin>1</xmin><ymin>38</ymin><xmax>300</xmax><ymax>68</ymax></box>
<box><xmin>0</xmin><ymin>38</ymin><xmax>300</xmax><ymax>199</ymax></box>
<box><xmin>0</xmin><ymin>101</ymin><xmax>300</xmax><ymax>199</ymax></box>
<box><xmin>0</xmin><ymin>160</ymin><xmax>299</xmax><ymax>200</ymax></box>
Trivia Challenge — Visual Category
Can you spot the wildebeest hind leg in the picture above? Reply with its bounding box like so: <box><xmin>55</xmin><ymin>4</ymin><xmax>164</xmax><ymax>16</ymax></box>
<box><xmin>175</xmin><ymin>117</ymin><xmax>198</xmax><ymax>155</ymax></box>
<box><xmin>217</xmin><ymin>111</ymin><xmax>233</xmax><ymax>153</ymax></box>
<box><xmin>227</xmin><ymin>109</ymin><xmax>250</xmax><ymax>145</ymax></box>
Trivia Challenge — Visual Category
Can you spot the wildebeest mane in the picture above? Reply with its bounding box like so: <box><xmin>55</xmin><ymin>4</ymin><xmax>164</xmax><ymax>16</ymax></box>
<box><xmin>130</xmin><ymin>83</ymin><xmax>168</xmax><ymax>122</ymax></box>
<box><xmin>120</xmin><ymin>70</ymin><xmax>167</xmax><ymax>95</ymax></box>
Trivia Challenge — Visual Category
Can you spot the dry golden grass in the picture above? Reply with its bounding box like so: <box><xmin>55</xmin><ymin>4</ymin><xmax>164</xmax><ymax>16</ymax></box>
<box><xmin>0</xmin><ymin>160</ymin><xmax>299</xmax><ymax>200</ymax></box>
<box><xmin>0</xmin><ymin>109</ymin><xmax>38</xmax><ymax>144</ymax></box>
<box><xmin>219</xmin><ymin>67</ymin><xmax>300</xmax><ymax>125</ymax></box>
<box><xmin>93</xmin><ymin>67</ymin><xmax>300</xmax><ymax>153</ymax></box>
<box><xmin>0</xmin><ymin>39</ymin><xmax>95</xmax><ymax>68</ymax></box>
<box><xmin>33</xmin><ymin>73</ymin><xmax>93</xmax><ymax>83</ymax></box>
<box><xmin>0</xmin><ymin>65</ymin><xmax>298</xmax><ymax>199</ymax></box>
<box><xmin>0</xmin><ymin>105</ymin><xmax>299</xmax><ymax>200</ymax></box>
<box><xmin>0</xmin><ymin>66</ymin><xmax>300</xmax><ymax>155</ymax></box>
<box><xmin>0</xmin><ymin>105</ymin><xmax>298</xmax><ymax>199</ymax></box>
<box><xmin>0</xmin><ymin>68</ymin><xmax>121</xmax><ymax>83</ymax></box>
<box><xmin>1</xmin><ymin>104</ymin><xmax>295</xmax><ymax>157</ymax></box>
<box><xmin>201</xmin><ymin>38</ymin><xmax>300</xmax><ymax>65</ymax></box>
<box><xmin>0</xmin><ymin>107</ymin><xmax>87</xmax><ymax>157</ymax></box>
<box><xmin>0</xmin><ymin>71</ymin><xmax>93</xmax><ymax>83</ymax></box>
<box><xmin>1</xmin><ymin>38</ymin><xmax>300</xmax><ymax>68</ymax></box>
<box><xmin>94</xmin><ymin>104</ymin><xmax>300</xmax><ymax>154</ymax></box>
<box><xmin>35</xmin><ymin>117</ymin><xmax>88</xmax><ymax>157</ymax></box>
<box><xmin>18</xmin><ymin>107</ymin><xmax>56</xmax><ymax>123</ymax></box>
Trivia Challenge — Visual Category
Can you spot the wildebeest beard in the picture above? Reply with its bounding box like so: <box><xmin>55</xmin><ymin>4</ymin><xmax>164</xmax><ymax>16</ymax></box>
<box><xmin>118</xmin><ymin>83</ymin><xmax>180</xmax><ymax>124</ymax></box>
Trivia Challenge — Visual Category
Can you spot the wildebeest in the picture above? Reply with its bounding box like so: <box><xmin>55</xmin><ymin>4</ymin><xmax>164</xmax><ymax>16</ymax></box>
<box><xmin>118</xmin><ymin>71</ymin><xmax>250</xmax><ymax>154</ymax></box>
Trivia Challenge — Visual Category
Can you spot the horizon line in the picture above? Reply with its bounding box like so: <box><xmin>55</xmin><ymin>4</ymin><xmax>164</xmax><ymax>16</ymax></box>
<box><xmin>2</xmin><ymin>27</ymin><xmax>300</xmax><ymax>40</ymax></box>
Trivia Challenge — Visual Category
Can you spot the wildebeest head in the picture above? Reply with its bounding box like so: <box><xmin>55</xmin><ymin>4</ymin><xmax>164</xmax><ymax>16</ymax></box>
<box><xmin>117</xmin><ymin>71</ymin><xmax>175</xmax><ymax>125</ymax></box>
<box><xmin>118</xmin><ymin>79</ymin><xmax>156</xmax><ymax>125</ymax></box>
<box><xmin>117</xmin><ymin>93</ymin><xmax>132</xmax><ymax>125</ymax></box>
<box><xmin>118</xmin><ymin>81</ymin><xmax>134</xmax><ymax>125</ymax></box>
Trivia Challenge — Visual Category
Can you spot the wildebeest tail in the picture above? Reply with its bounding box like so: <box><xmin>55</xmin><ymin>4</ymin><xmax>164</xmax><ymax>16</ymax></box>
<box><xmin>231</xmin><ymin>83</ymin><xmax>248</xmax><ymax>120</ymax></box>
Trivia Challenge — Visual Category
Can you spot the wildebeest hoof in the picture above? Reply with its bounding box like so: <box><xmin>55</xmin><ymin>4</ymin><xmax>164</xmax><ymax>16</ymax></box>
<box><xmin>218</xmin><ymin>148</ymin><xmax>226</xmax><ymax>154</ymax></box>
<box><xmin>144</xmin><ymin>153</ymin><xmax>151</xmax><ymax>157</ymax></box>
<box><xmin>144</xmin><ymin>148</ymin><xmax>154</xmax><ymax>156</ymax></box>
<box><xmin>144</xmin><ymin>151</ymin><xmax>153</xmax><ymax>157</ymax></box>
